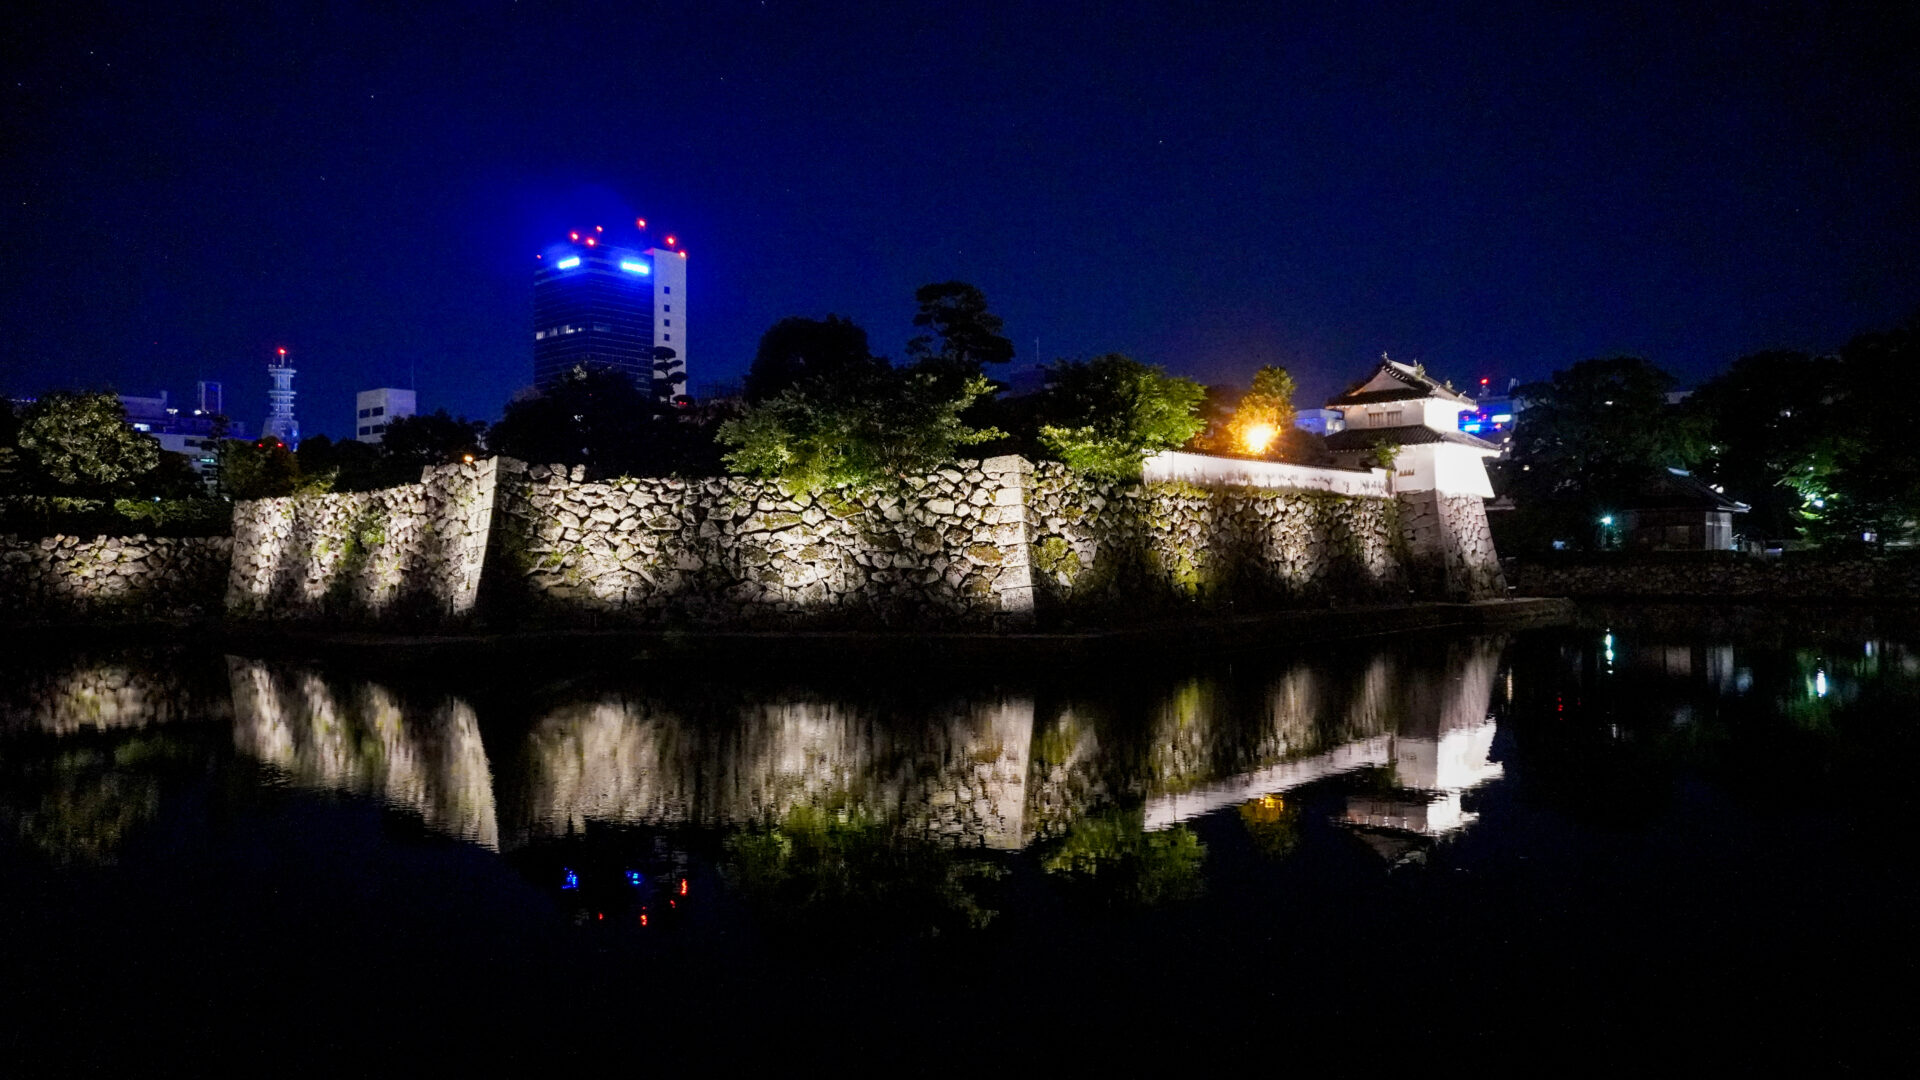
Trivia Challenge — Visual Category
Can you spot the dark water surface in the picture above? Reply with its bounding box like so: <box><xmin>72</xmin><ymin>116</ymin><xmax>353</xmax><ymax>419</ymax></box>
<box><xmin>2</xmin><ymin>611</ymin><xmax>1915</xmax><ymax>1068</ymax></box>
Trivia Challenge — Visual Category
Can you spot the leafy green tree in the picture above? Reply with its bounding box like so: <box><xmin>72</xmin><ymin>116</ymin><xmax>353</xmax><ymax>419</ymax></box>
<box><xmin>295</xmin><ymin>434</ymin><xmax>386</xmax><ymax>492</ymax></box>
<box><xmin>1502</xmin><ymin>356</ymin><xmax>1706</xmax><ymax>549</ymax></box>
<box><xmin>490</xmin><ymin>365</ymin><xmax>717</xmax><ymax>479</ymax></box>
<box><xmin>1686</xmin><ymin>350</ymin><xmax>1846</xmax><ymax>544</ymax></box>
<box><xmin>1214</xmin><ymin>365</ymin><xmax>1298</xmax><ymax>458</ymax></box>
<box><xmin>1802</xmin><ymin>318</ymin><xmax>1920</xmax><ymax>547</ymax></box>
<box><xmin>221</xmin><ymin>437</ymin><xmax>316</xmax><ymax>500</ymax></box>
<box><xmin>651</xmin><ymin>346</ymin><xmax>687</xmax><ymax>403</ymax></box>
<box><xmin>1033</xmin><ymin>354</ymin><xmax>1207</xmax><ymax>480</ymax></box>
<box><xmin>1041</xmin><ymin>809</ymin><xmax>1207</xmax><ymax>907</ymax></box>
<box><xmin>378</xmin><ymin>409</ymin><xmax>487</xmax><ymax>481</ymax></box>
<box><xmin>719</xmin><ymin>367</ymin><xmax>1002</xmax><ymax>493</ymax></box>
<box><xmin>905</xmin><ymin>281</ymin><xmax>1015</xmax><ymax>385</ymax></box>
<box><xmin>743</xmin><ymin>315</ymin><xmax>886</xmax><ymax>403</ymax></box>
<box><xmin>14</xmin><ymin>392</ymin><xmax>161</xmax><ymax>495</ymax></box>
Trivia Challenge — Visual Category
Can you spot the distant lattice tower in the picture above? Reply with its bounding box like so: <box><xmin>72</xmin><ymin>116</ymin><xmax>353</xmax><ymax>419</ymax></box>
<box><xmin>263</xmin><ymin>346</ymin><xmax>299</xmax><ymax>446</ymax></box>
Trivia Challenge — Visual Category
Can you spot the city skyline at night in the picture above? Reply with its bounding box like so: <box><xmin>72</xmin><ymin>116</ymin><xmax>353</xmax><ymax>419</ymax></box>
<box><xmin>6</xmin><ymin>3</ymin><xmax>1917</xmax><ymax>441</ymax></box>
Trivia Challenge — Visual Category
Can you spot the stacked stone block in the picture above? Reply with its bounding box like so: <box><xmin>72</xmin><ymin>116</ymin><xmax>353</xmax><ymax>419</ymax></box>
<box><xmin>487</xmin><ymin>455</ymin><xmax>1035</xmax><ymax>628</ymax></box>
<box><xmin>0</xmin><ymin>534</ymin><xmax>231</xmax><ymax>622</ymax></box>
<box><xmin>1024</xmin><ymin>462</ymin><xmax>1409</xmax><ymax>616</ymax></box>
<box><xmin>227</xmin><ymin>458</ymin><xmax>498</xmax><ymax>623</ymax></box>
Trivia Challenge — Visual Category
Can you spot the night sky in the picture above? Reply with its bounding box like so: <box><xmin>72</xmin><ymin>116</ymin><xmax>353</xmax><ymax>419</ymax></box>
<box><xmin>6</xmin><ymin>1</ymin><xmax>1918</xmax><ymax>440</ymax></box>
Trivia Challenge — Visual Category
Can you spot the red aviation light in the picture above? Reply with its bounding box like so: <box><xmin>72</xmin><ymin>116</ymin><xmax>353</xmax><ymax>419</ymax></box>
<box><xmin>635</xmin><ymin>217</ymin><xmax>646</xmax><ymax>229</ymax></box>
<box><xmin>569</xmin><ymin>231</ymin><xmax>579</xmax><ymax>241</ymax></box>
<box><xmin>277</xmin><ymin>347</ymin><xmax>287</xmax><ymax>356</ymax></box>
<box><xmin>595</xmin><ymin>225</ymin><xmax>603</xmax><ymax>232</ymax></box>
<box><xmin>679</xmin><ymin>250</ymin><xmax>688</xmax><ymax>258</ymax></box>
<box><xmin>664</xmin><ymin>235</ymin><xmax>675</xmax><ymax>246</ymax></box>
<box><xmin>585</xmin><ymin>237</ymin><xmax>596</xmax><ymax>246</ymax></box>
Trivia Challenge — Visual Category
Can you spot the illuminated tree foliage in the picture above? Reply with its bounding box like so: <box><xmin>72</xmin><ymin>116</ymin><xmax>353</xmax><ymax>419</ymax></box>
<box><xmin>1033</xmin><ymin>354</ymin><xmax>1207</xmax><ymax>480</ymax></box>
<box><xmin>1040</xmin><ymin>809</ymin><xmax>1207</xmax><ymax>907</ymax></box>
<box><xmin>1214</xmin><ymin>365</ymin><xmax>1298</xmax><ymax>459</ymax></box>
<box><xmin>14</xmin><ymin>392</ymin><xmax>160</xmax><ymax>495</ymax></box>
<box><xmin>719</xmin><ymin>367</ymin><xmax>1002</xmax><ymax>493</ymax></box>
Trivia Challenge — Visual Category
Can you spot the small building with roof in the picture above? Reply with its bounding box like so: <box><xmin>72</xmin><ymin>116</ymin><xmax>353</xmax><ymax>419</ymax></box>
<box><xmin>1621</xmin><ymin>468</ymin><xmax>1749</xmax><ymax>551</ymax></box>
<box><xmin>1322</xmin><ymin>357</ymin><xmax>1500</xmax><ymax>497</ymax></box>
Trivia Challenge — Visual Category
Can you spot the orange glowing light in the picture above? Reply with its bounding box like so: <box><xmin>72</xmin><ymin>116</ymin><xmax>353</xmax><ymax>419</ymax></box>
<box><xmin>1238</xmin><ymin>422</ymin><xmax>1278</xmax><ymax>456</ymax></box>
<box><xmin>462</xmin><ymin>454</ymin><xmax>475</xmax><ymax>464</ymax></box>
<box><xmin>640</xmin><ymin>914</ymin><xmax>649</xmax><ymax>926</ymax></box>
<box><xmin>679</xmin><ymin>879</ymin><xmax>689</xmax><ymax>895</ymax></box>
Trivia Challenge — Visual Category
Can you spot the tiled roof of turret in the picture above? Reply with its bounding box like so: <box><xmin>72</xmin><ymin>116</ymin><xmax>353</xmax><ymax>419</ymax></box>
<box><xmin>1324</xmin><ymin>424</ymin><xmax>1500</xmax><ymax>452</ymax></box>
<box><xmin>1329</xmin><ymin>359</ymin><xmax>1476</xmax><ymax>407</ymax></box>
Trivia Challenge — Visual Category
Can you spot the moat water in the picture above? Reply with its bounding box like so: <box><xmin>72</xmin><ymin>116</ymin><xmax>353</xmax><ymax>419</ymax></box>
<box><xmin>2</xmin><ymin>608</ymin><xmax>1914</xmax><ymax>1068</ymax></box>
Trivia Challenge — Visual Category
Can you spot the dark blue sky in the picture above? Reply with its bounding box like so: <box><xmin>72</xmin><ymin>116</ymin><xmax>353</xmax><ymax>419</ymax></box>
<box><xmin>6</xmin><ymin>1</ymin><xmax>1917</xmax><ymax>439</ymax></box>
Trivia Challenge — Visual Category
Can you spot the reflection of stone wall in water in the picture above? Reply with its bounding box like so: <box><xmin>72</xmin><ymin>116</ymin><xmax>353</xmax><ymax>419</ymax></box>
<box><xmin>0</xmin><ymin>535</ymin><xmax>231</xmax><ymax>623</ymax></box>
<box><xmin>226</xmin><ymin>658</ymin><xmax>499</xmax><ymax>849</ymax></box>
<box><xmin>0</xmin><ymin>652</ymin><xmax>231</xmax><ymax>735</ymax></box>
<box><xmin>509</xmin><ymin>694</ymin><xmax>1036</xmax><ymax>850</ymax></box>
<box><xmin>226</xmin><ymin>458</ymin><xmax>498</xmax><ymax>623</ymax></box>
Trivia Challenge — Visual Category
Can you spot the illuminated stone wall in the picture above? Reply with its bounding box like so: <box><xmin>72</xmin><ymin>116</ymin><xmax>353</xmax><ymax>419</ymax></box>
<box><xmin>220</xmin><ymin>452</ymin><xmax>1504</xmax><ymax>629</ymax></box>
<box><xmin>1023</xmin><ymin>462</ymin><xmax>1411</xmax><ymax>617</ymax></box>
<box><xmin>1397</xmin><ymin>490</ymin><xmax>1506</xmax><ymax>600</ymax></box>
<box><xmin>486</xmin><ymin>455</ymin><xmax>1035</xmax><ymax>627</ymax></box>
<box><xmin>0</xmin><ymin>534</ymin><xmax>231</xmax><ymax>623</ymax></box>
<box><xmin>227</xmin><ymin>457</ymin><xmax>499</xmax><ymax>623</ymax></box>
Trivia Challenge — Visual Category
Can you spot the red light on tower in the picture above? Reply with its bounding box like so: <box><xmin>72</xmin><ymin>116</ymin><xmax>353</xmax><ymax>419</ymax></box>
<box><xmin>277</xmin><ymin>347</ymin><xmax>287</xmax><ymax>356</ymax></box>
<box><xmin>1481</xmin><ymin>378</ymin><xmax>1490</xmax><ymax>386</ymax></box>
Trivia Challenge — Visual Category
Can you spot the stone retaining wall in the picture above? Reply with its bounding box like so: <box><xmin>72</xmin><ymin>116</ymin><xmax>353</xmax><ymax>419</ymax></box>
<box><xmin>486</xmin><ymin>455</ymin><xmax>1034</xmax><ymax>628</ymax></box>
<box><xmin>227</xmin><ymin>458</ymin><xmax>498</xmax><ymax>623</ymax></box>
<box><xmin>1023</xmin><ymin>462</ymin><xmax>1413</xmax><ymax>616</ymax></box>
<box><xmin>0</xmin><ymin>534</ymin><xmax>231</xmax><ymax>622</ymax></box>
<box><xmin>1398</xmin><ymin>491</ymin><xmax>1506</xmax><ymax>600</ymax></box>
<box><xmin>1510</xmin><ymin>556</ymin><xmax>1920</xmax><ymax>600</ymax></box>
<box><xmin>219</xmin><ymin>453</ymin><xmax>1505</xmax><ymax>629</ymax></box>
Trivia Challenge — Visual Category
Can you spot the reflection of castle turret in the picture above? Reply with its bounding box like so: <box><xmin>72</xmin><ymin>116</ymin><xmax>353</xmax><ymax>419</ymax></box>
<box><xmin>263</xmin><ymin>347</ymin><xmax>298</xmax><ymax>446</ymax></box>
<box><xmin>1343</xmin><ymin>639</ymin><xmax>1506</xmax><ymax>845</ymax></box>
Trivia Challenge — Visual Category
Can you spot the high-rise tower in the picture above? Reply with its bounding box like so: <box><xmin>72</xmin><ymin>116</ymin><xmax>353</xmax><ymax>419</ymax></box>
<box><xmin>263</xmin><ymin>347</ymin><xmax>298</xmax><ymax>445</ymax></box>
<box><xmin>532</xmin><ymin>221</ymin><xmax>688</xmax><ymax>401</ymax></box>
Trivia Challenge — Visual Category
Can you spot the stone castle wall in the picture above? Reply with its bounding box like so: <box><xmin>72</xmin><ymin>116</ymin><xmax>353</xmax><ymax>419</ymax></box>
<box><xmin>226</xmin><ymin>458</ymin><xmax>499</xmax><ymax>623</ymax></box>
<box><xmin>0</xmin><ymin>534</ymin><xmax>231</xmax><ymax>623</ymax></box>
<box><xmin>1397</xmin><ymin>490</ymin><xmax>1506</xmax><ymax>601</ymax></box>
<box><xmin>1509</xmin><ymin>556</ymin><xmax>1920</xmax><ymax>601</ymax></box>
<box><xmin>213</xmin><ymin>453</ymin><xmax>1505</xmax><ymax>629</ymax></box>
<box><xmin>485</xmin><ymin>456</ymin><xmax>1033</xmax><ymax>628</ymax></box>
<box><xmin>1022</xmin><ymin>462</ymin><xmax>1414</xmax><ymax>617</ymax></box>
